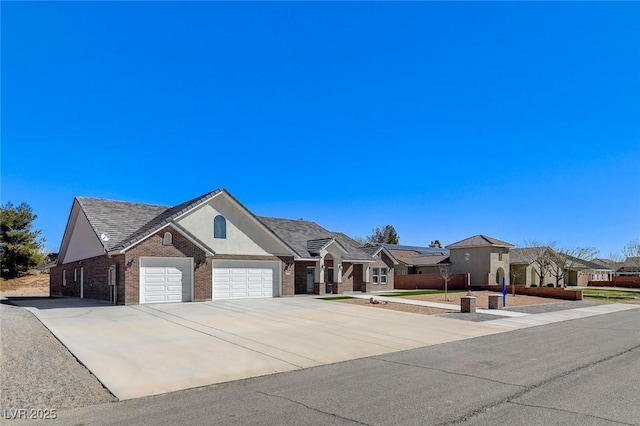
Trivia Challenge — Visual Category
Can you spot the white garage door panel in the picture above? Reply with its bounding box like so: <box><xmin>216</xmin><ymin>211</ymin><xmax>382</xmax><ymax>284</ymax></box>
<box><xmin>212</xmin><ymin>262</ymin><xmax>278</xmax><ymax>300</ymax></box>
<box><xmin>139</xmin><ymin>258</ymin><xmax>192</xmax><ymax>304</ymax></box>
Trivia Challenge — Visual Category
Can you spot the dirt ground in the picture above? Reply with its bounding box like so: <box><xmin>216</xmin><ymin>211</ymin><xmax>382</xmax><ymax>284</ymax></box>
<box><xmin>403</xmin><ymin>291</ymin><xmax>561</xmax><ymax>309</ymax></box>
<box><xmin>339</xmin><ymin>291</ymin><xmax>567</xmax><ymax>316</ymax></box>
<box><xmin>340</xmin><ymin>298</ymin><xmax>452</xmax><ymax>315</ymax></box>
<box><xmin>0</xmin><ymin>273</ymin><xmax>50</xmax><ymax>296</ymax></box>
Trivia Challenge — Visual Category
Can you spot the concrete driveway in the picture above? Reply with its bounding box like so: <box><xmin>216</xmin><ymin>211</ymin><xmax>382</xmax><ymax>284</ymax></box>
<box><xmin>13</xmin><ymin>297</ymin><xmax>513</xmax><ymax>400</ymax></box>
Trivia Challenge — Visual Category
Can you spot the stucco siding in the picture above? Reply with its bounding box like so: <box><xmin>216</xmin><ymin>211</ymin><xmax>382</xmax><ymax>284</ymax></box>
<box><xmin>176</xmin><ymin>195</ymin><xmax>288</xmax><ymax>256</ymax></box>
<box><xmin>63</xmin><ymin>210</ymin><xmax>105</xmax><ymax>263</ymax></box>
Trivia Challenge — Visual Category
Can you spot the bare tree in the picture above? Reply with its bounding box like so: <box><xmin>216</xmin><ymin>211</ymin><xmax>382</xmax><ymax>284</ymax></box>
<box><xmin>510</xmin><ymin>268</ymin><xmax>519</xmax><ymax>296</ymax></box>
<box><xmin>439</xmin><ymin>264</ymin><xmax>453</xmax><ymax>301</ymax></box>
<box><xmin>520</xmin><ymin>240</ymin><xmax>557</xmax><ymax>287</ymax></box>
<box><xmin>608</xmin><ymin>252</ymin><xmax>625</xmax><ymax>284</ymax></box>
<box><xmin>351</xmin><ymin>236</ymin><xmax>366</xmax><ymax>246</ymax></box>
<box><xmin>622</xmin><ymin>240</ymin><xmax>640</xmax><ymax>275</ymax></box>
<box><xmin>549</xmin><ymin>247</ymin><xmax>600</xmax><ymax>288</ymax></box>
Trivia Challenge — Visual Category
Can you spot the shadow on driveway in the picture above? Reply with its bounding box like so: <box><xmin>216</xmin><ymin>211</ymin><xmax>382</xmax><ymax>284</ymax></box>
<box><xmin>2</xmin><ymin>296</ymin><xmax>114</xmax><ymax>310</ymax></box>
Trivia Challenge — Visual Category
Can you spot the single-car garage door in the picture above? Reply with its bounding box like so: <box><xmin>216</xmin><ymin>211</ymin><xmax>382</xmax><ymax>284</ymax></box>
<box><xmin>139</xmin><ymin>257</ymin><xmax>193</xmax><ymax>304</ymax></box>
<box><xmin>212</xmin><ymin>260</ymin><xmax>280</xmax><ymax>300</ymax></box>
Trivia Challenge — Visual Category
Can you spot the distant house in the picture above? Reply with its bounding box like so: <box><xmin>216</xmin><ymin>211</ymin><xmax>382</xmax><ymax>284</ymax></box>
<box><xmin>619</xmin><ymin>257</ymin><xmax>640</xmax><ymax>276</ymax></box>
<box><xmin>376</xmin><ymin>244</ymin><xmax>449</xmax><ymax>276</ymax></box>
<box><xmin>446</xmin><ymin>235</ymin><xmax>513</xmax><ymax>286</ymax></box>
<box><xmin>375</xmin><ymin>235</ymin><xmax>513</xmax><ymax>287</ymax></box>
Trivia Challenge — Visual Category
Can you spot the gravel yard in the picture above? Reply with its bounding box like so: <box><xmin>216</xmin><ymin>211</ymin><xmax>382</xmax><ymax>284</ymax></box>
<box><xmin>401</xmin><ymin>291</ymin><xmax>561</xmax><ymax>309</ymax></box>
<box><xmin>0</xmin><ymin>303</ymin><xmax>116</xmax><ymax>414</ymax></box>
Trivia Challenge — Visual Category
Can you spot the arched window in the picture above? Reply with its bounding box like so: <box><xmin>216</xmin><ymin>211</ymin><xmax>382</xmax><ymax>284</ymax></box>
<box><xmin>214</xmin><ymin>215</ymin><xmax>226</xmax><ymax>239</ymax></box>
<box><xmin>163</xmin><ymin>231</ymin><xmax>173</xmax><ymax>246</ymax></box>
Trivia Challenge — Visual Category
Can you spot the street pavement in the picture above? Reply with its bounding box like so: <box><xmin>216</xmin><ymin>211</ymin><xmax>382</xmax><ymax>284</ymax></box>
<box><xmin>16</xmin><ymin>307</ymin><xmax>640</xmax><ymax>426</ymax></box>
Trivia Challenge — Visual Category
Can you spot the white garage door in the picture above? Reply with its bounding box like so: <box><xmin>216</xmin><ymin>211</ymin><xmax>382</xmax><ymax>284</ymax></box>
<box><xmin>212</xmin><ymin>260</ymin><xmax>280</xmax><ymax>300</ymax></box>
<box><xmin>139</xmin><ymin>257</ymin><xmax>193</xmax><ymax>304</ymax></box>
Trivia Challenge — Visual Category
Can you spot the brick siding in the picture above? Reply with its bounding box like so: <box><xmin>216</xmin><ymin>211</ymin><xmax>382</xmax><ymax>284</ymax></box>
<box><xmin>50</xmin><ymin>254</ymin><xmax>125</xmax><ymax>303</ymax></box>
<box><xmin>295</xmin><ymin>261</ymin><xmax>316</xmax><ymax>294</ymax></box>
<box><xmin>124</xmin><ymin>226</ymin><xmax>209</xmax><ymax>304</ymax></box>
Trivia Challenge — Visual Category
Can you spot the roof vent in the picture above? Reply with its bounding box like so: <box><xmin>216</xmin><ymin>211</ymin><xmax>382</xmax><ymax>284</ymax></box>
<box><xmin>100</xmin><ymin>233</ymin><xmax>110</xmax><ymax>242</ymax></box>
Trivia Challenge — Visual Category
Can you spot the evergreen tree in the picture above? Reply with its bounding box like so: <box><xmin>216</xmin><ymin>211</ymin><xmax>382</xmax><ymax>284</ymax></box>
<box><xmin>367</xmin><ymin>225</ymin><xmax>399</xmax><ymax>245</ymax></box>
<box><xmin>0</xmin><ymin>202</ymin><xmax>45</xmax><ymax>278</ymax></box>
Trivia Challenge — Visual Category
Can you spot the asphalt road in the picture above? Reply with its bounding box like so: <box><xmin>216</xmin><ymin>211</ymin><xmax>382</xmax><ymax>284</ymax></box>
<box><xmin>13</xmin><ymin>308</ymin><xmax>640</xmax><ymax>426</ymax></box>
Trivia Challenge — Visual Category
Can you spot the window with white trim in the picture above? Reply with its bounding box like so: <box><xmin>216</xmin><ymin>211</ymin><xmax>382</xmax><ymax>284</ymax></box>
<box><xmin>163</xmin><ymin>231</ymin><xmax>173</xmax><ymax>246</ymax></box>
<box><xmin>372</xmin><ymin>267</ymin><xmax>380</xmax><ymax>284</ymax></box>
<box><xmin>214</xmin><ymin>215</ymin><xmax>227</xmax><ymax>239</ymax></box>
<box><xmin>73</xmin><ymin>268</ymin><xmax>78</xmax><ymax>282</ymax></box>
<box><xmin>381</xmin><ymin>268</ymin><xmax>388</xmax><ymax>284</ymax></box>
<box><xmin>62</xmin><ymin>270</ymin><xmax>67</xmax><ymax>286</ymax></box>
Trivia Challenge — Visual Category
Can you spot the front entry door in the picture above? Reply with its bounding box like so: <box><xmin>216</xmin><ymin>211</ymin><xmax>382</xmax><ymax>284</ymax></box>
<box><xmin>307</xmin><ymin>267</ymin><xmax>315</xmax><ymax>293</ymax></box>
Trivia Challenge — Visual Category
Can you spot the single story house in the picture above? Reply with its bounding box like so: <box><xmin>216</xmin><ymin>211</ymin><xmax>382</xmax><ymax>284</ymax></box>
<box><xmin>258</xmin><ymin>219</ymin><xmax>398</xmax><ymax>295</ymax></box>
<box><xmin>379</xmin><ymin>244</ymin><xmax>450</xmax><ymax>275</ymax></box>
<box><xmin>50</xmin><ymin>188</ymin><xmax>395</xmax><ymax>304</ymax></box>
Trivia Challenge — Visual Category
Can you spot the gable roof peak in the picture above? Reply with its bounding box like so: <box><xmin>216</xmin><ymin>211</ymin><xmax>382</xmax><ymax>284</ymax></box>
<box><xmin>446</xmin><ymin>234</ymin><xmax>514</xmax><ymax>249</ymax></box>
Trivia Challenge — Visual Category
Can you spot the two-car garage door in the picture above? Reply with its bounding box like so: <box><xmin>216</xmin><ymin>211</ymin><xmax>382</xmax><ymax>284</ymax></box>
<box><xmin>212</xmin><ymin>260</ymin><xmax>280</xmax><ymax>300</ymax></box>
<box><xmin>139</xmin><ymin>258</ymin><xmax>280</xmax><ymax>303</ymax></box>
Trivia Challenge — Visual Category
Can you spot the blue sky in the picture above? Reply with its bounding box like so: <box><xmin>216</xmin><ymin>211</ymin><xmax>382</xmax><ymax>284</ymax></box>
<box><xmin>2</xmin><ymin>2</ymin><xmax>639</xmax><ymax>256</ymax></box>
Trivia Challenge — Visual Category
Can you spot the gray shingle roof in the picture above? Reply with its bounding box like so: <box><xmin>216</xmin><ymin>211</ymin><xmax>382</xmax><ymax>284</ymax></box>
<box><xmin>307</xmin><ymin>238</ymin><xmax>334</xmax><ymax>254</ymax></box>
<box><xmin>446</xmin><ymin>235</ymin><xmax>514</xmax><ymax>249</ymax></box>
<box><xmin>509</xmin><ymin>247</ymin><xmax>545</xmax><ymax>264</ymax></box>
<box><xmin>109</xmin><ymin>189</ymin><xmax>221</xmax><ymax>251</ymax></box>
<box><xmin>378</xmin><ymin>243</ymin><xmax>449</xmax><ymax>255</ymax></box>
<box><xmin>76</xmin><ymin>197</ymin><xmax>169</xmax><ymax>251</ymax></box>
<box><xmin>411</xmin><ymin>254</ymin><xmax>451</xmax><ymax>267</ymax></box>
<box><xmin>258</xmin><ymin>217</ymin><xmax>374</xmax><ymax>261</ymax></box>
<box><xmin>76</xmin><ymin>189</ymin><xmax>222</xmax><ymax>252</ymax></box>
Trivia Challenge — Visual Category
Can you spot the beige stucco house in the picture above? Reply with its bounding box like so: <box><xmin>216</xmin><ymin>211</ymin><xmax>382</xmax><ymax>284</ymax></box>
<box><xmin>446</xmin><ymin>235</ymin><xmax>513</xmax><ymax>286</ymax></box>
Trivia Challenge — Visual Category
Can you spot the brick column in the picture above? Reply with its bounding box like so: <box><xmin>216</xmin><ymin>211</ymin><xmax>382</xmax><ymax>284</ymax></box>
<box><xmin>314</xmin><ymin>282</ymin><xmax>325</xmax><ymax>295</ymax></box>
<box><xmin>460</xmin><ymin>296</ymin><xmax>477</xmax><ymax>313</ymax></box>
<box><xmin>488</xmin><ymin>294</ymin><xmax>502</xmax><ymax>309</ymax></box>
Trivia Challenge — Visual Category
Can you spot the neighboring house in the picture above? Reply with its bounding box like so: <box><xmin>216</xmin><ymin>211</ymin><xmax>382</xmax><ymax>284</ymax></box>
<box><xmin>590</xmin><ymin>258</ymin><xmax>621</xmax><ymax>281</ymax></box>
<box><xmin>557</xmin><ymin>254</ymin><xmax>613</xmax><ymax>286</ymax></box>
<box><xmin>257</xmin><ymin>218</ymin><xmax>397</xmax><ymax>294</ymax></box>
<box><xmin>379</xmin><ymin>244</ymin><xmax>450</xmax><ymax>275</ymax></box>
<box><xmin>510</xmin><ymin>247</ymin><xmax>556</xmax><ymax>287</ymax></box>
<box><xmin>376</xmin><ymin>236</ymin><xmax>512</xmax><ymax>287</ymax></box>
<box><xmin>446</xmin><ymin>235</ymin><xmax>513</xmax><ymax>286</ymax></box>
<box><xmin>38</xmin><ymin>253</ymin><xmax>59</xmax><ymax>273</ymax></box>
<box><xmin>51</xmin><ymin>188</ymin><xmax>393</xmax><ymax>305</ymax></box>
<box><xmin>619</xmin><ymin>257</ymin><xmax>640</xmax><ymax>276</ymax></box>
<box><xmin>510</xmin><ymin>248</ymin><xmax>609</xmax><ymax>287</ymax></box>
